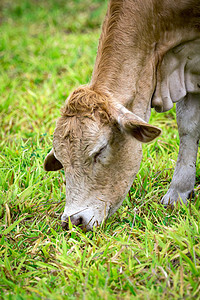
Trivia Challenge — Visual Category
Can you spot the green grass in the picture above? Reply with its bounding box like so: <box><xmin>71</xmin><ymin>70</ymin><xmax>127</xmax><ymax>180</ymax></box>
<box><xmin>0</xmin><ymin>0</ymin><xmax>200</xmax><ymax>299</ymax></box>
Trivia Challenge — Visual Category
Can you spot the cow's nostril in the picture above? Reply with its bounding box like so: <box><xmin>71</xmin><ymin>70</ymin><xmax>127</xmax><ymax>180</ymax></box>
<box><xmin>71</xmin><ymin>216</ymin><xmax>83</xmax><ymax>226</ymax></box>
<box><xmin>61</xmin><ymin>216</ymin><xmax>83</xmax><ymax>230</ymax></box>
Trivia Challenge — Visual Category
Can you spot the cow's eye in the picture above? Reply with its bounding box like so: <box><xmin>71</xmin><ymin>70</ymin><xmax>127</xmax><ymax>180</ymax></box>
<box><xmin>94</xmin><ymin>145</ymin><xmax>107</xmax><ymax>163</ymax></box>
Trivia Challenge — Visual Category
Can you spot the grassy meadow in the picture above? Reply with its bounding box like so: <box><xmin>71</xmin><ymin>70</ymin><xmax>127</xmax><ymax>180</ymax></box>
<box><xmin>0</xmin><ymin>0</ymin><xmax>200</xmax><ymax>299</ymax></box>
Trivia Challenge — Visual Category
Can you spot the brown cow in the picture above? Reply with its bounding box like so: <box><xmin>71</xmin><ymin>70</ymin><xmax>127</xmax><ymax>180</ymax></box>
<box><xmin>44</xmin><ymin>0</ymin><xmax>200</xmax><ymax>230</ymax></box>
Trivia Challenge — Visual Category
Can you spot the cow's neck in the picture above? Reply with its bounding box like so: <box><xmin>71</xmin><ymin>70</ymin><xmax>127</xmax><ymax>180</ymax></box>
<box><xmin>90</xmin><ymin>2</ymin><xmax>157</xmax><ymax>121</ymax></box>
<box><xmin>90</xmin><ymin>0</ymin><xmax>199</xmax><ymax>121</ymax></box>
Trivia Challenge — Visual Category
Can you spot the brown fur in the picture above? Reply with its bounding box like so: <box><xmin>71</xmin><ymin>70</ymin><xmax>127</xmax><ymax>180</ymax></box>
<box><xmin>61</xmin><ymin>86</ymin><xmax>112</xmax><ymax>123</ymax></box>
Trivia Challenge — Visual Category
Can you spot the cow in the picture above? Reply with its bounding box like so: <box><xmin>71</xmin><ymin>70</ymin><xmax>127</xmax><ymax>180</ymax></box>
<box><xmin>44</xmin><ymin>0</ymin><xmax>200</xmax><ymax>231</ymax></box>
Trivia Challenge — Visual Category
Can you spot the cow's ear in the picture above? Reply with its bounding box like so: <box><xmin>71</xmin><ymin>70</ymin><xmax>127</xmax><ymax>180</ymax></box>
<box><xmin>44</xmin><ymin>149</ymin><xmax>63</xmax><ymax>171</ymax></box>
<box><xmin>113</xmin><ymin>104</ymin><xmax>161</xmax><ymax>143</ymax></box>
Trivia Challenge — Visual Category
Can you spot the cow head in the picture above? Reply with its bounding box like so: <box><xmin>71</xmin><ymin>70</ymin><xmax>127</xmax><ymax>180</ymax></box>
<box><xmin>44</xmin><ymin>86</ymin><xmax>161</xmax><ymax>231</ymax></box>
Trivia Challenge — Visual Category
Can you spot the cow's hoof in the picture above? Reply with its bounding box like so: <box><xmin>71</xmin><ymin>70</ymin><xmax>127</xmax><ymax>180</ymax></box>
<box><xmin>188</xmin><ymin>190</ymin><xmax>195</xmax><ymax>199</ymax></box>
<box><xmin>161</xmin><ymin>189</ymin><xmax>194</xmax><ymax>206</ymax></box>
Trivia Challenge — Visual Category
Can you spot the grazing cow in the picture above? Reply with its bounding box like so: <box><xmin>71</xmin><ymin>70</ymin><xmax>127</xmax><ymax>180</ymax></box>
<box><xmin>44</xmin><ymin>0</ymin><xmax>200</xmax><ymax>230</ymax></box>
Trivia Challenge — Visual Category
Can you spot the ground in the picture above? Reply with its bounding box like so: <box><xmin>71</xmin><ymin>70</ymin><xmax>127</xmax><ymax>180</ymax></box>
<box><xmin>0</xmin><ymin>0</ymin><xmax>200</xmax><ymax>299</ymax></box>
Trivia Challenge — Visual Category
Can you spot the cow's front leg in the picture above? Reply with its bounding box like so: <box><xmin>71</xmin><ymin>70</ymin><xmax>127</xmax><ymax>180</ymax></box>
<box><xmin>162</xmin><ymin>93</ymin><xmax>200</xmax><ymax>205</ymax></box>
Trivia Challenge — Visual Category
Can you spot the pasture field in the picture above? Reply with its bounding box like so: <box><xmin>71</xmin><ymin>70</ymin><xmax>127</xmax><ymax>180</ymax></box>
<box><xmin>0</xmin><ymin>0</ymin><xmax>200</xmax><ymax>299</ymax></box>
